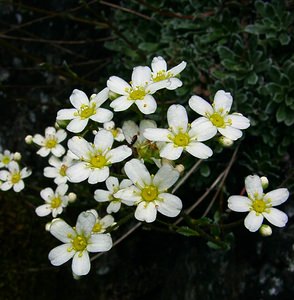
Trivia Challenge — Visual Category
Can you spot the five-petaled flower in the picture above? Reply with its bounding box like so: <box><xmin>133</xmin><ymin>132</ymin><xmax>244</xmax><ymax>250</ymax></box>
<box><xmin>228</xmin><ymin>175</ymin><xmax>289</xmax><ymax>232</ymax></box>
<box><xmin>0</xmin><ymin>161</ymin><xmax>31</xmax><ymax>192</ymax></box>
<box><xmin>114</xmin><ymin>159</ymin><xmax>182</xmax><ymax>223</ymax></box>
<box><xmin>35</xmin><ymin>183</ymin><xmax>69</xmax><ymax>218</ymax></box>
<box><xmin>66</xmin><ymin>130</ymin><xmax>132</xmax><ymax>184</ymax></box>
<box><xmin>0</xmin><ymin>150</ymin><xmax>14</xmax><ymax>168</ymax></box>
<box><xmin>107</xmin><ymin>66</ymin><xmax>170</xmax><ymax>114</ymax></box>
<box><xmin>143</xmin><ymin>104</ymin><xmax>216</xmax><ymax>160</ymax></box>
<box><xmin>57</xmin><ymin>88</ymin><xmax>113</xmax><ymax>133</ymax></box>
<box><xmin>33</xmin><ymin>127</ymin><xmax>67</xmax><ymax>157</ymax></box>
<box><xmin>94</xmin><ymin>176</ymin><xmax>133</xmax><ymax>213</ymax></box>
<box><xmin>48</xmin><ymin>211</ymin><xmax>112</xmax><ymax>276</ymax></box>
<box><xmin>151</xmin><ymin>56</ymin><xmax>186</xmax><ymax>90</ymax></box>
<box><xmin>87</xmin><ymin>209</ymin><xmax>115</xmax><ymax>233</ymax></box>
<box><xmin>189</xmin><ymin>90</ymin><xmax>250</xmax><ymax>140</ymax></box>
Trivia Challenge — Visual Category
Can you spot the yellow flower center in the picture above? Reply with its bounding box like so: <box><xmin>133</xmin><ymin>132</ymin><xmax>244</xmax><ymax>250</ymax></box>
<box><xmin>173</xmin><ymin>132</ymin><xmax>190</xmax><ymax>147</ymax></box>
<box><xmin>51</xmin><ymin>197</ymin><xmax>62</xmax><ymax>208</ymax></box>
<box><xmin>141</xmin><ymin>185</ymin><xmax>158</xmax><ymax>202</ymax></box>
<box><xmin>11</xmin><ymin>172</ymin><xmax>21</xmax><ymax>184</ymax></box>
<box><xmin>45</xmin><ymin>138</ymin><xmax>57</xmax><ymax>149</ymax></box>
<box><xmin>72</xmin><ymin>235</ymin><xmax>87</xmax><ymax>252</ymax></box>
<box><xmin>152</xmin><ymin>70</ymin><xmax>171</xmax><ymax>82</ymax></box>
<box><xmin>111</xmin><ymin>128</ymin><xmax>118</xmax><ymax>138</ymax></box>
<box><xmin>78</xmin><ymin>104</ymin><xmax>96</xmax><ymax>119</ymax></box>
<box><xmin>252</xmin><ymin>199</ymin><xmax>266</xmax><ymax>213</ymax></box>
<box><xmin>2</xmin><ymin>156</ymin><xmax>11</xmax><ymax>165</ymax></box>
<box><xmin>209</xmin><ymin>113</ymin><xmax>225</xmax><ymax>128</ymax></box>
<box><xmin>90</xmin><ymin>154</ymin><xmax>107</xmax><ymax>168</ymax></box>
<box><xmin>128</xmin><ymin>88</ymin><xmax>146</xmax><ymax>100</ymax></box>
<box><xmin>92</xmin><ymin>222</ymin><xmax>102</xmax><ymax>233</ymax></box>
<box><xmin>59</xmin><ymin>164</ymin><xmax>68</xmax><ymax>177</ymax></box>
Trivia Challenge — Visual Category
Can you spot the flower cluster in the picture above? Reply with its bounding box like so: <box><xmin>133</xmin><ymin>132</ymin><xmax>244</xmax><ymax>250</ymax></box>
<box><xmin>1</xmin><ymin>56</ymin><xmax>290</xmax><ymax>277</ymax></box>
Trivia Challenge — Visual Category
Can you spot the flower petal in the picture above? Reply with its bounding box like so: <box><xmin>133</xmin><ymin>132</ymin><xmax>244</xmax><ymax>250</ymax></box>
<box><xmin>33</xmin><ymin>134</ymin><xmax>45</xmax><ymax>146</ymax></box>
<box><xmin>70</xmin><ymin>89</ymin><xmax>89</xmax><ymax>109</ymax></box>
<box><xmin>35</xmin><ymin>204</ymin><xmax>52</xmax><ymax>217</ymax></box>
<box><xmin>245</xmin><ymin>175</ymin><xmax>263</xmax><ymax>200</ymax></box>
<box><xmin>135</xmin><ymin>95</ymin><xmax>157</xmax><ymax>114</ymax></box>
<box><xmin>213</xmin><ymin>90</ymin><xmax>233</xmax><ymax>113</ymax></box>
<box><xmin>94</xmin><ymin>189</ymin><xmax>112</xmax><ymax>202</ymax></box>
<box><xmin>264</xmin><ymin>188</ymin><xmax>289</xmax><ymax>206</ymax></box>
<box><xmin>72</xmin><ymin>251</ymin><xmax>91</xmax><ymax>276</ymax></box>
<box><xmin>0</xmin><ymin>181</ymin><xmax>12</xmax><ymax>191</ymax></box>
<box><xmin>40</xmin><ymin>187</ymin><xmax>54</xmax><ymax>201</ymax></box>
<box><xmin>50</xmin><ymin>219</ymin><xmax>75</xmax><ymax>243</ymax></box>
<box><xmin>91</xmin><ymin>87</ymin><xmax>109</xmax><ymax>107</ymax></box>
<box><xmin>135</xmin><ymin>201</ymin><xmax>157</xmax><ymax>223</ymax></box>
<box><xmin>51</xmin><ymin>144</ymin><xmax>66</xmax><ymax>157</ymax></box>
<box><xmin>108</xmin><ymin>145</ymin><xmax>132</xmax><ymax>163</ymax></box>
<box><xmin>48</xmin><ymin>244</ymin><xmax>75</xmax><ymax>266</ymax></box>
<box><xmin>90</xmin><ymin>108</ymin><xmax>113</xmax><ymax>124</ymax></box>
<box><xmin>66</xmin><ymin>162</ymin><xmax>90</xmax><ymax>183</ymax></box>
<box><xmin>88</xmin><ymin>167</ymin><xmax>109</xmax><ymax>184</ymax></box>
<box><xmin>143</xmin><ymin>128</ymin><xmax>170</xmax><ymax>142</ymax></box>
<box><xmin>263</xmin><ymin>208</ymin><xmax>288</xmax><ymax>227</ymax></box>
<box><xmin>124</xmin><ymin>159</ymin><xmax>151</xmax><ymax>188</ymax></box>
<box><xmin>122</xmin><ymin>120</ymin><xmax>139</xmax><ymax>144</ymax></box>
<box><xmin>166</xmin><ymin>78</ymin><xmax>183</xmax><ymax>90</ymax></box>
<box><xmin>107</xmin><ymin>202</ymin><xmax>121</xmax><ymax>213</ymax></box>
<box><xmin>132</xmin><ymin>66</ymin><xmax>151</xmax><ymax>87</ymax></box>
<box><xmin>167</xmin><ymin>104</ymin><xmax>188</xmax><ymax>133</ymax></box>
<box><xmin>37</xmin><ymin>147</ymin><xmax>50</xmax><ymax>157</ymax></box>
<box><xmin>151</xmin><ymin>56</ymin><xmax>167</xmax><ymax>73</ymax></box>
<box><xmin>88</xmin><ymin>233</ymin><xmax>113</xmax><ymax>252</ymax></box>
<box><xmin>153</xmin><ymin>164</ymin><xmax>180</xmax><ymax>191</ymax></box>
<box><xmin>76</xmin><ymin>211</ymin><xmax>96</xmax><ymax>236</ymax></box>
<box><xmin>189</xmin><ymin>95</ymin><xmax>213</xmax><ymax>116</ymax></box>
<box><xmin>68</xmin><ymin>136</ymin><xmax>91</xmax><ymax>159</ymax></box>
<box><xmin>13</xmin><ymin>181</ymin><xmax>24</xmax><ymax>192</ymax></box>
<box><xmin>56</xmin><ymin>108</ymin><xmax>76</xmax><ymax>120</ymax></box>
<box><xmin>107</xmin><ymin>76</ymin><xmax>130</xmax><ymax>95</ymax></box>
<box><xmin>218</xmin><ymin>126</ymin><xmax>243</xmax><ymax>141</ymax></box>
<box><xmin>226</xmin><ymin>114</ymin><xmax>250</xmax><ymax>129</ymax></box>
<box><xmin>156</xmin><ymin>193</ymin><xmax>182</xmax><ymax>217</ymax></box>
<box><xmin>115</xmin><ymin>186</ymin><xmax>141</xmax><ymax>205</ymax></box>
<box><xmin>67</xmin><ymin>118</ymin><xmax>88</xmax><ymax>133</ymax></box>
<box><xmin>160</xmin><ymin>143</ymin><xmax>183</xmax><ymax>160</ymax></box>
<box><xmin>94</xmin><ymin>129</ymin><xmax>113</xmax><ymax>151</ymax></box>
<box><xmin>189</xmin><ymin>121</ymin><xmax>217</xmax><ymax>141</ymax></box>
<box><xmin>168</xmin><ymin>61</ymin><xmax>187</xmax><ymax>76</ymax></box>
<box><xmin>228</xmin><ymin>196</ymin><xmax>251</xmax><ymax>212</ymax></box>
<box><xmin>110</xmin><ymin>95</ymin><xmax>133</xmax><ymax>112</ymax></box>
<box><xmin>106</xmin><ymin>176</ymin><xmax>119</xmax><ymax>192</ymax></box>
<box><xmin>185</xmin><ymin>142</ymin><xmax>213</xmax><ymax>159</ymax></box>
<box><xmin>244</xmin><ymin>211</ymin><xmax>264</xmax><ymax>232</ymax></box>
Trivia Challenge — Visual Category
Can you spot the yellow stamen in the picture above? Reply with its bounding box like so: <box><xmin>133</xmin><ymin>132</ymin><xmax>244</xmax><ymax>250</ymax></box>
<box><xmin>51</xmin><ymin>197</ymin><xmax>62</xmax><ymax>208</ymax></box>
<box><xmin>11</xmin><ymin>172</ymin><xmax>21</xmax><ymax>184</ymax></box>
<box><xmin>128</xmin><ymin>88</ymin><xmax>146</xmax><ymax>100</ymax></box>
<box><xmin>173</xmin><ymin>132</ymin><xmax>190</xmax><ymax>147</ymax></box>
<box><xmin>210</xmin><ymin>113</ymin><xmax>225</xmax><ymax>127</ymax></box>
<box><xmin>45</xmin><ymin>138</ymin><xmax>57</xmax><ymax>149</ymax></box>
<box><xmin>90</xmin><ymin>154</ymin><xmax>107</xmax><ymax>168</ymax></box>
<box><xmin>72</xmin><ymin>235</ymin><xmax>87</xmax><ymax>251</ymax></box>
<box><xmin>141</xmin><ymin>185</ymin><xmax>158</xmax><ymax>202</ymax></box>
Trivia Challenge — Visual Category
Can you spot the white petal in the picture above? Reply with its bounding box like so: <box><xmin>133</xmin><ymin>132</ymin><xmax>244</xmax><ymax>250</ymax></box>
<box><xmin>168</xmin><ymin>61</ymin><xmax>187</xmax><ymax>76</ymax></box>
<box><xmin>21</xmin><ymin>167</ymin><xmax>31</xmax><ymax>178</ymax></box>
<box><xmin>13</xmin><ymin>181</ymin><xmax>24</xmax><ymax>192</ymax></box>
<box><xmin>0</xmin><ymin>170</ymin><xmax>9</xmax><ymax>181</ymax></box>
<box><xmin>66</xmin><ymin>162</ymin><xmax>90</xmax><ymax>183</ymax></box>
<box><xmin>108</xmin><ymin>145</ymin><xmax>132</xmax><ymax>163</ymax></box>
<box><xmin>56</xmin><ymin>183</ymin><xmax>68</xmax><ymax>195</ymax></box>
<box><xmin>90</xmin><ymin>108</ymin><xmax>113</xmax><ymax>124</ymax></box>
<box><xmin>153</xmin><ymin>164</ymin><xmax>179</xmax><ymax>191</ymax></box>
<box><xmin>167</xmin><ymin>104</ymin><xmax>188</xmax><ymax>133</ymax></box>
<box><xmin>107</xmin><ymin>76</ymin><xmax>130</xmax><ymax>95</ymax></box>
<box><xmin>56</xmin><ymin>108</ymin><xmax>76</xmax><ymax>120</ymax></box>
<box><xmin>166</xmin><ymin>78</ymin><xmax>182</xmax><ymax>90</ymax></box>
<box><xmin>122</xmin><ymin>120</ymin><xmax>139</xmax><ymax>144</ymax></box>
<box><xmin>132</xmin><ymin>66</ymin><xmax>151</xmax><ymax>87</ymax></box>
<box><xmin>67</xmin><ymin>136</ymin><xmax>91</xmax><ymax>159</ymax></box>
<box><xmin>189</xmin><ymin>95</ymin><xmax>213</xmax><ymax>116</ymax></box>
<box><xmin>37</xmin><ymin>147</ymin><xmax>50</xmax><ymax>157</ymax></box>
<box><xmin>110</xmin><ymin>95</ymin><xmax>133</xmax><ymax>111</ymax></box>
<box><xmin>94</xmin><ymin>129</ymin><xmax>113</xmax><ymax>151</ymax></box>
<box><xmin>245</xmin><ymin>175</ymin><xmax>263</xmax><ymax>199</ymax></box>
<box><xmin>44</xmin><ymin>167</ymin><xmax>58</xmax><ymax>179</ymax></box>
<box><xmin>244</xmin><ymin>211</ymin><xmax>264</xmax><ymax>232</ymax></box>
<box><xmin>124</xmin><ymin>159</ymin><xmax>151</xmax><ymax>188</ymax></box>
<box><xmin>91</xmin><ymin>87</ymin><xmax>109</xmax><ymax>107</ymax></box>
<box><xmin>143</xmin><ymin>128</ymin><xmax>170</xmax><ymax>142</ymax></box>
<box><xmin>69</xmin><ymin>89</ymin><xmax>89</xmax><ymax>109</ymax></box>
<box><xmin>8</xmin><ymin>161</ymin><xmax>19</xmax><ymax>172</ymax></box>
<box><xmin>151</xmin><ymin>56</ymin><xmax>167</xmax><ymax>73</ymax></box>
<box><xmin>56</xmin><ymin>129</ymin><xmax>67</xmax><ymax>142</ymax></box>
<box><xmin>106</xmin><ymin>176</ymin><xmax>119</xmax><ymax>192</ymax></box>
<box><xmin>50</xmin><ymin>219</ymin><xmax>75</xmax><ymax>243</ymax></box>
<box><xmin>45</xmin><ymin>127</ymin><xmax>56</xmax><ymax>136</ymax></box>
<box><xmin>107</xmin><ymin>202</ymin><xmax>121</xmax><ymax>213</ymax></box>
<box><xmin>160</xmin><ymin>143</ymin><xmax>183</xmax><ymax>160</ymax></box>
<box><xmin>135</xmin><ymin>201</ymin><xmax>157</xmax><ymax>223</ymax></box>
<box><xmin>228</xmin><ymin>196</ymin><xmax>251</xmax><ymax>212</ymax></box>
<box><xmin>87</xmin><ymin>233</ymin><xmax>113</xmax><ymax>252</ymax></box>
<box><xmin>67</xmin><ymin>118</ymin><xmax>88</xmax><ymax>133</ymax></box>
<box><xmin>139</xmin><ymin>119</ymin><xmax>157</xmax><ymax>131</ymax></box>
<box><xmin>156</xmin><ymin>193</ymin><xmax>182</xmax><ymax>217</ymax></box>
<box><xmin>148</xmin><ymin>79</ymin><xmax>170</xmax><ymax>93</ymax></box>
<box><xmin>214</xmin><ymin>90</ymin><xmax>233</xmax><ymax>113</ymax></box>
<box><xmin>40</xmin><ymin>187</ymin><xmax>54</xmax><ymax>201</ymax></box>
<box><xmin>49</xmin><ymin>244</ymin><xmax>75</xmax><ymax>266</ymax></box>
<box><xmin>115</xmin><ymin>186</ymin><xmax>141</xmax><ymax>205</ymax></box>
<box><xmin>218</xmin><ymin>126</ymin><xmax>243</xmax><ymax>141</ymax></box>
<box><xmin>76</xmin><ymin>211</ymin><xmax>96</xmax><ymax>236</ymax></box>
<box><xmin>94</xmin><ymin>190</ymin><xmax>112</xmax><ymax>202</ymax></box>
<box><xmin>264</xmin><ymin>188</ymin><xmax>289</xmax><ymax>206</ymax></box>
<box><xmin>189</xmin><ymin>121</ymin><xmax>217</xmax><ymax>141</ymax></box>
<box><xmin>51</xmin><ymin>144</ymin><xmax>66</xmax><ymax>157</ymax></box>
<box><xmin>1</xmin><ymin>181</ymin><xmax>12</xmax><ymax>191</ymax></box>
<box><xmin>185</xmin><ymin>142</ymin><xmax>213</xmax><ymax>159</ymax></box>
<box><xmin>35</xmin><ymin>204</ymin><xmax>52</xmax><ymax>217</ymax></box>
<box><xmin>191</xmin><ymin>116</ymin><xmax>211</xmax><ymax>127</ymax></box>
<box><xmin>88</xmin><ymin>167</ymin><xmax>109</xmax><ymax>184</ymax></box>
<box><xmin>263</xmin><ymin>208</ymin><xmax>288</xmax><ymax>227</ymax></box>
<box><xmin>32</xmin><ymin>134</ymin><xmax>45</xmax><ymax>146</ymax></box>
<box><xmin>226</xmin><ymin>114</ymin><xmax>250</xmax><ymax>129</ymax></box>
<box><xmin>72</xmin><ymin>251</ymin><xmax>91</xmax><ymax>276</ymax></box>
<box><xmin>48</xmin><ymin>155</ymin><xmax>61</xmax><ymax>168</ymax></box>
<box><xmin>135</xmin><ymin>95</ymin><xmax>157</xmax><ymax>114</ymax></box>
<box><xmin>120</xmin><ymin>179</ymin><xmax>133</xmax><ymax>189</ymax></box>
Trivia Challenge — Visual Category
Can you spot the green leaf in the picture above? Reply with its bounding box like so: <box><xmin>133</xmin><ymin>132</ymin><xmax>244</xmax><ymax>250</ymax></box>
<box><xmin>217</xmin><ymin>46</ymin><xmax>235</xmax><ymax>60</ymax></box>
<box><xmin>207</xmin><ymin>241</ymin><xmax>223</xmax><ymax>250</ymax></box>
<box><xmin>279</xmin><ymin>33</ymin><xmax>291</xmax><ymax>45</ymax></box>
<box><xmin>276</xmin><ymin>104</ymin><xmax>286</xmax><ymax>122</ymax></box>
<box><xmin>176</xmin><ymin>226</ymin><xmax>200</xmax><ymax>237</ymax></box>
<box><xmin>200</xmin><ymin>164</ymin><xmax>210</xmax><ymax>177</ymax></box>
<box><xmin>246</xmin><ymin>72</ymin><xmax>258</xmax><ymax>85</ymax></box>
<box><xmin>138</xmin><ymin>42</ymin><xmax>159</xmax><ymax>52</ymax></box>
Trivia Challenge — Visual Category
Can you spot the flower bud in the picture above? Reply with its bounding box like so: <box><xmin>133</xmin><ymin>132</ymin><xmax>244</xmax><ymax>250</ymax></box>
<box><xmin>68</xmin><ymin>192</ymin><xmax>77</xmax><ymax>203</ymax></box>
<box><xmin>25</xmin><ymin>135</ymin><xmax>33</xmax><ymax>144</ymax></box>
<box><xmin>108</xmin><ymin>90</ymin><xmax>119</xmax><ymax>101</ymax></box>
<box><xmin>175</xmin><ymin>164</ymin><xmax>185</xmax><ymax>174</ymax></box>
<box><xmin>260</xmin><ymin>176</ymin><xmax>269</xmax><ymax>190</ymax></box>
<box><xmin>92</xmin><ymin>130</ymin><xmax>98</xmax><ymax>135</ymax></box>
<box><xmin>54</xmin><ymin>122</ymin><xmax>60</xmax><ymax>129</ymax></box>
<box><xmin>13</xmin><ymin>152</ymin><xmax>22</xmax><ymax>161</ymax></box>
<box><xmin>259</xmin><ymin>224</ymin><xmax>272</xmax><ymax>237</ymax></box>
<box><xmin>90</xmin><ymin>93</ymin><xmax>97</xmax><ymax>100</ymax></box>
<box><xmin>218</xmin><ymin>136</ymin><xmax>234</xmax><ymax>147</ymax></box>
<box><xmin>45</xmin><ymin>222</ymin><xmax>52</xmax><ymax>231</ymax></box>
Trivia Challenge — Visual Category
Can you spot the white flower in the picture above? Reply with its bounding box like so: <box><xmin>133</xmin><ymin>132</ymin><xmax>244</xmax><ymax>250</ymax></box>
<box><xmin>94</xmin><ymin>176</ymin><xmax>133</xmax><ymax>213</ymax></box>
<box><xmin>48</xmin><ymin>211</ymin><xmax>112</xmax><ymax>276</ymax></box>
<box><xmin>151</xmin><ymin>56</ymin><xmax>186</xmax><ymax>90</ymax></box>
<box><xmin>0</xmin><ymin>161</ymin><xmax>31</xmax><ymax>192</ymax></box>
<box><xmin>66</xmin><ymin>129</ymin><xmax>132</xmax><ymax>184</ymax></box>
<box><xmin>0</xmin><ymin>150</ymin><xmax>15</xmax><ymax>168</ymax></box>
<box><xmin>107</xmin><ymin>66</ymin><xmax>170</xmax><ymax>114</ymax></box>
<box><xmin>35</xmin><ymin>184</ymin><xmax>69</xmax><ymax>218</ymax></box>
<box><xmin>56</xmin><ymin>88</ymin><xmax>113</xmax><ymax>133</ymax></box>
<box><xmin>33</xmin><ymin>127</ymin><xmax>67</xmax><ymax>157</ymax></box>
<box><xmin>44</xmin><ymin>154</ymin><xmax>75</xmax><ymax>185</ymax></box>
<box><xmin>189</xmin><ymin>90</ymin><xmax>250</xmax><ymax>141</ymax></box>
<box><xmin>114</xmin><ymin>159</ymin><xmax>182</xmax><ymax>223</ymax></box>
<box><xmin>87</xmin><ymin>209</ymin><xmax>115</xmax><ymax>233</ymax></box>
<box><xmin>143</xmin><ymin>104</ymin><xmax>216</xmax><ymax>160</ymax></box>
<box><xmin>103</xmin><ymin>121</ymin><xmax>125</xmax><ymax>142</ymax></box>
<box><xmin>228</xmin><ymin>175</ymin><xmax>289</xmax><ymax>232</ymax></box>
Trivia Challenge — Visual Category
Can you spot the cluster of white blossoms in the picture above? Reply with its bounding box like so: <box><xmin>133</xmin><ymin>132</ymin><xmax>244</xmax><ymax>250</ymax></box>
<box><xmin>0</xmin><ymin>150</ymin><xmax>31</xmax><ymax>192</ymax></box>
<box><xmin>2</xmin><ymin>56</ymin><xmax>288</xmax><ymax>276</ymax></box>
